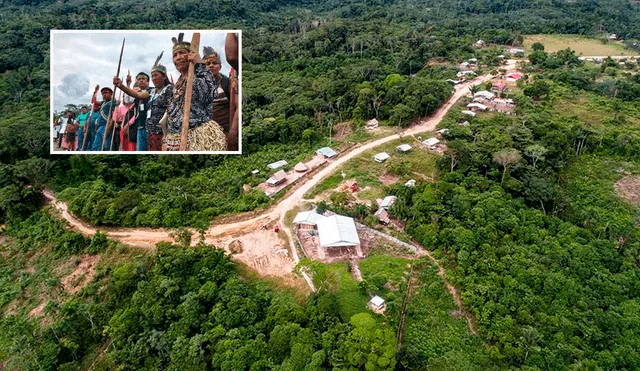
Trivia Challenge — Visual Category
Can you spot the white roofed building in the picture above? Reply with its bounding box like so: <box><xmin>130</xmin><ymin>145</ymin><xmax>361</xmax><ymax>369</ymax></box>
<box><xmin>474</xmin><ymin>90</ymin><xmax>495</xmax><ymax>100</ymax></box>
<box><xmin>369</xmin><ymin>296</ymin><xmax>386</xmax><ymax>311</ymax></box>
<box><xmin>467</xmin><ymin>102</ymin><xmax>488</xmax><ymax>111</ymax></box>
<box><xmin>461</xmin><ymin>110</ymin><xmax>477</xmax><ymax>117</ymax></box>
<box><xmin>374</xmin><ymin>152</ymin><xmax>390</xmax><ymax>163</ymax></box>
<box><xmin>317</xmin><ymin>215</ymin><xmax>362</xmax><ymax>257</ymax></box>
<box><xmin>293</xmin><ymin>211</ymin><xmax>326</xmax><ymax>228</ymax></box>
<box><xmin>423</xmin><ymin>137</ymin><xmax>440</xmax><ymax>148</ymax></box>
<box><xmin>380</xmin><ymin>196</ymin><xmax>397</xmax><ymax>209</ymax></box>
<box><xmin>267</xmin><ymin>160</ymin><xmax>288</xmax><ymax>170</ymax></box>
<box><xmin>397</xmin><ymin>144</ymin><xmax>412</xmax><ymax>152</ymax></box>
<box><xmin>316</xmin><ymin>147</ymin><xmax>338</xmax><ymax>158</ymax></box>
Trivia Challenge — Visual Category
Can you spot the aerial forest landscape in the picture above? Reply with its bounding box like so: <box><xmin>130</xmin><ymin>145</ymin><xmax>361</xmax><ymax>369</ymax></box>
<box><xmin>0</xmin><ymin>0</ymin><xmax>639</xmax><ymax>370</ymax></box>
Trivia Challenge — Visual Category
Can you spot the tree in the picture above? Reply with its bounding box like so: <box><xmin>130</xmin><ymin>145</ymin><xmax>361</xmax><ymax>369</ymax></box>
<box><xmin>493</xmin><ymin>148</ymin><xmax>521</xmax><ymax>183</ymax></box>
<box><xmin>531</xmin><ymin>42</ymin><xmax>545</xmax><ymax>51</ymax></box>
<box><xmin>339</xmin><ymin>313</ymin><xmax>396</xmax><ymax>370</ymax></box>
<box><xmin>524</xmin><ymin>145</ymin><xmax>548</xmax><ymax>168</ymax></box>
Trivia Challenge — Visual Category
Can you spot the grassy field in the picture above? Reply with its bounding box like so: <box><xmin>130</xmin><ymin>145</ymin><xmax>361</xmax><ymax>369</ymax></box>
<box><xmin>304</xmin><ymin>136</ymin><xmax>439</xmax><ymax>199</ymax></box>
<box><xmin>523</xmin><ymin>34</ymin><xmax>629</xmax><ymax>56</ymax></box>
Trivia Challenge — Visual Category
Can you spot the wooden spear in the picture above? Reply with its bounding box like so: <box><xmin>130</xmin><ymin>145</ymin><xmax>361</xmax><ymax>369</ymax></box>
<box><xmin>101</xmin><ymin>38</ymin><xmax>125</xmax><ymax>151</ymax></box>
<box><xmin>179</xmin><ymin>33</ymin><xmax>200</xmax><ymax>151</ymax></box>
<box><xmin>81</xmin><ymin>84</ymin><xmax>99</xmax><ymax>151</ymax></box>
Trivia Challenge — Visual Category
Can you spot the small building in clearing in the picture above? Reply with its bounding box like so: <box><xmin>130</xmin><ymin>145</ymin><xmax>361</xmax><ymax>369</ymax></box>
<box><xmin>397</xmin><ymin>144</ymin><xmax>412</xmax><ymax>153</ymax></box>
<box><xmin>461</xmin><ymin>110</ymin><xmax>477</xmax><ymax>117</ymax></box>
<box><xmin>380</xmin><ymin>196</ymin><xmax>397</xmax><ymax>209</ymax></box>
<box><xmin>369</xmin><ymin>296</ymin><xmax>386</xmax><ymax>310</ymax></box>
<box><xmin>373</xmin><ymin>152</ymin><xmax>390</xmax><ymax>163</ymax></box>
<box><xmin>365</xmin><ymin>118</ymin><xmax>379</xmax><ymax>130</ymax></box>
<box><xmin>267</xmin><ymin>160</ymin><xmax>288</xmax><ymax>170</ymax></box>
<box><xmin>423</xmin><ymin>137</ymin><xmax>440</xmax><ymax>149</ymax></box>
<box><xmin>405</xmin><ymin>179</ymin><xmax>416</xmax><ymax>187</ymax></box>
<box><xmin>266</xmin><ymin>170</ymin><xmax>287</xmax><ymax>186</ymax></box>
<box><xmin>316</xmin><ymin>147</ymin><xmax>338</xmax><ymax>158</ymax></box>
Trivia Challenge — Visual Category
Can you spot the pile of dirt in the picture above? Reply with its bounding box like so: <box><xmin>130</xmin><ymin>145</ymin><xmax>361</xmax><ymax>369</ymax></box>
<box><xmin>229</xmin><ymin>239</ymin><xmax>244</xmax><ymax>254</ymax></box>
<box><xmin>614</xmin><ymin>175</ymin><xmax>640</xmax><ymax>205</ymax></box>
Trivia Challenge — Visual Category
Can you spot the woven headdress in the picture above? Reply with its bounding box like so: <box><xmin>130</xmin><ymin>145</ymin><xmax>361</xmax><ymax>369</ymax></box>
<box><xmin>172</xmin><ymin>33</ymin><xmax>190</xmax><ymax>52</ymax></box>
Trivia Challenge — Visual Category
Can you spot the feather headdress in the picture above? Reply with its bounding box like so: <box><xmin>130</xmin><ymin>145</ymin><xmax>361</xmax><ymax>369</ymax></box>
<box><xmin>151</xmin><ymin>51</ymin><xmax>167</xmax><ymax>75</ymax></box>
<box><xmin>172</xmin><ymin>32</ymin><xmax>190</xmax><ymax>52</ymax></box>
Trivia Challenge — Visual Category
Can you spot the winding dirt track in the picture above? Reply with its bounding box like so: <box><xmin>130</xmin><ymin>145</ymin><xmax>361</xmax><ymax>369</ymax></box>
<box><xmin>44</xmin><ymin>61</ymin><xmax>518</xmax><ymax>334</ymax></box>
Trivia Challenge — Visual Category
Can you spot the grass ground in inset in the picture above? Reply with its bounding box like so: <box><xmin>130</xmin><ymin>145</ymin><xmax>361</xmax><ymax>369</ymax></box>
<box><xmin>523</xmin><ymin>34</ymin><xmax>628</xmax><ymax>56</ymax></box>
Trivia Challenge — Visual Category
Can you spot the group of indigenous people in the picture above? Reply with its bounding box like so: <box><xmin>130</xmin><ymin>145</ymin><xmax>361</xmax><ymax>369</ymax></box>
<box><xmin>54</xmin><ymin>32</ymin><xmax>239</xmax><ymax>152</ymax></box>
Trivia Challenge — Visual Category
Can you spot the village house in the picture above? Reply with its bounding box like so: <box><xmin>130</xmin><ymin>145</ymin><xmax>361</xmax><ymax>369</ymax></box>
<box><xmin>423</xmin><ymin>137</ymin><xmax>441</xmax><ymax>149</ymax></box>
<box><xmin>373</xmin><ymin>152</ymin><xmax>390</xmax><ymax>163</ymax></box>
<box><xmin>405</xmin><ymin>179</ymin><xmax>416</xmax><ymax>187</ymax></box>
<box><xmin>317</xmin><ymin>214</ymin><xmax>363</xmax><ymax>257</ymax></box>
<box><xmin>506</xmin><ymin>72</ymin><xmax>524</xmax><ymax>83</ymax></box>
<box><xmin>293</xmin><ymin>210</ymin><xmax>325</xmax><ymax>230</ymax></box>
<box><xmin>491</xmin><ymin>82</ymin><xmax>507</xmax><ymax>94</ymax></box>
<box><xmin>467</xmin><ymin>102</ymin><xmax>488</xmax><ymax>111</ymax></box>
<box><xmin>380</xmin><ymin>196</ymin><xmax>397</xmax><ymax>210</ymax></box>
<box><xmin>475</xmin><ymin>39</ymin><xmax>486</xmax><ymax>47</ymax></box>
<box><xmin>461</xmin><ymin>110</ymin><xmax>477</xmax><ymax>117</ymax></box>
<box><xmin>365</xmin><ymin>118</ymin><xmax>379</xmax><ymax>130</ymax></box>
<box><xmin>267</xmin><ymin>160</ymin><xmax>288</xmax><ymax>170</ymax></box>
<box><xmin>396</xmin><ymin>144</ymin><xmax>412</xmax><ymax>153</ymax></box>
<box><xmin>316</xmin><ymin>147</ymin><xmax>338</xmax><ymax>158</ymax></box>
<box><xmin>474</xmin><ymin>90</ymin><xmax>495</xmax><ymax>100</ymax></box>
<box><xmin>436</xmin><ymin>128</ymin><xmax>449</xmax><ymax>137</ymax></box>
<box><xmin>266</xmin><ymin>170</ymin><xmax>287</xmax><ymax>186</ymax></box>
<box><xmin>369</xmin><ymin>296</ymin><xmax>386</xmax><ymax>311</ymax></box>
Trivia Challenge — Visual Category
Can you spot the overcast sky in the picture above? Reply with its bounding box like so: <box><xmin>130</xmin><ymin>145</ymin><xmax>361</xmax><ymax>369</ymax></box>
<box><xmin>51</xmin><ymin>30</ymin><xmax>235</xmax><ymax>113</ymax></box>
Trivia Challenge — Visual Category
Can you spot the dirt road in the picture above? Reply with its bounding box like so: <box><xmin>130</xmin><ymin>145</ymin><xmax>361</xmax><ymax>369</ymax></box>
<box><xmin>43</xmin><ymin>61</ymin><xmax>517</xmax><ymax>302</ymax></box>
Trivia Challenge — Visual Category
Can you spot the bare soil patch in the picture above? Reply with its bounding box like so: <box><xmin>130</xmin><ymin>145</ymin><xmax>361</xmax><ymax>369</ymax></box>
<box><xmin>333</xmin><ymin>121</ymin><xmax>353</xmax><ymax>141</ymax></box>
<box><xmin>28</xmin><ymin>302</ymin><xmax>47</xmax><ymax>317</ymax></box>
<box><xmin>379</xmin><ymin>172</ymin><xmax>400</xmax><ymax>186</ymax></box>
<box><xmin>207</xmin><ymin>226</ymin><xmax>296</xmax><ymax>280</ymax></box>
<box><xmin>614</xmin><ymin>175</ymin><xmax>640</xmax><ymax>205</ymax></box>
<box><xmin>60</xmin><ymin>254</ymin><xmax>100</xmax><ymax>294</ymax></box>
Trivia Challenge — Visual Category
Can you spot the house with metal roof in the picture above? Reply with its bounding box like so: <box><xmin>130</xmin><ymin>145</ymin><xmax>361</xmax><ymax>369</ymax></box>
<box><xmin>373</xmin><ymin>152</ymin><xmax>390</xmax><ymax>163</ymax></box>
<box><xmin>380</xmin><ymin>196</ymin><xmax>397</xmax><ymax>209</ymax></box>
<box><xmin>266</xmin><ymin>170</ymin><xmax>287</xmax><ymax>186</ymax></box>
<box><xmin>423</xmin><ymin>137</ymin><xmax>440</xmax><ymax>148</ymax></box>
<box><xmin>396</xmin><ymin>144</ymin><xmax>412</xmax><ymax>152</ymax></box>
<box><xmin>267</xmin><ymin>160</ymin><xmax>288</xmax><ymax>170</ymax></box>
<box><xmin>293</xmin><ymin>210</ymin><xmax>326</xmax><ymax>227</ymax></box>
<box><xmin>316</xmin><ymin>147</ymin><xmax>338</xmax><ymax>158</ymax></box>
<box><xmin>317</xmin><ymin>215</ymin><xmax>362</xmax><ymax>256</ymax></box>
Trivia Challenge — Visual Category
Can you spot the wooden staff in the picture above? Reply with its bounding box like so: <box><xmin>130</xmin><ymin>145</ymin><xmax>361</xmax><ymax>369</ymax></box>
<box><xmin>81</xmin><ymin>84</ymin><xmax>99</xmax><ymax>151</ymax></box>
<box><xmin>179</xmin><ymin>33</ymin><xmax>200</xmax><ymax>151</ymax></box>
<box><xmin>109</xmin><ymin>89</ymin><xmax>125</xmax><ymax>150</ymax></box>
<box><xmin>101</xmin><ymin>38</ymin><xmax>125</xmax><ymax>151</ymax></box>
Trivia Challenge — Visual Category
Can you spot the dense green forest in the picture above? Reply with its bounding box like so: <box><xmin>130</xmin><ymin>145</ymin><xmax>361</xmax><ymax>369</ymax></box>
<box><xmin>1</xmin><ymin>0</ymin><xmax>640</xmax><ymax>370</ymax></box>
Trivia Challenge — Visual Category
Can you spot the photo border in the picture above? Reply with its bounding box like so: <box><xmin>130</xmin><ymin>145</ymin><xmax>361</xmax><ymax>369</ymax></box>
<box><xmin>49</xmin><ymin>29</ymin><xmax>242</xmax><ymax>155</ymax></box>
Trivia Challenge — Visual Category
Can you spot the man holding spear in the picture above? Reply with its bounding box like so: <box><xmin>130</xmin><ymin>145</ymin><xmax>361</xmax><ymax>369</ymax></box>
<box><xmin>91</xmin><ymin>87</ymin><xmax>118</xmax><ymax>151</ymax></box>
<box><xmin>80</xmin><ymin>84</ymin><xmax>99</xmax><ymax>151</ymax></box>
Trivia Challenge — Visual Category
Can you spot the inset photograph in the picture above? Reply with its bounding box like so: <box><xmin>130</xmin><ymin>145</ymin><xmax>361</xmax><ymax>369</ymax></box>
<box><xmin>50</xmin><ymin>30</ymin><xmax>241</xmax><ymax>154</ymax></box>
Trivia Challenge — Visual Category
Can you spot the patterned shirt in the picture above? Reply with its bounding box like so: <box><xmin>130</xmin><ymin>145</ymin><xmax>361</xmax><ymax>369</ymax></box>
<box><xmin>146</xmin><ymin>84</ymin><xmax>174</xmax><ymax>135</ymax></box>
<box><xmin>167</xmin><ymin>63</ymin><xmax>217</xmax><ymax>134</ymax></box>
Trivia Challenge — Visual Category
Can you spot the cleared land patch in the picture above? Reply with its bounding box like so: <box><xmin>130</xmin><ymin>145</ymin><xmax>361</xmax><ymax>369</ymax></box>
<box><xmin>523</xmin><ymin>34</ymin><xmax>628</xmax><ymax>56</ymax></box>
<box><xmin>615</xmin><ymin>175</ymin><xmax>640</xmax><ymax>205</ymax></box>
